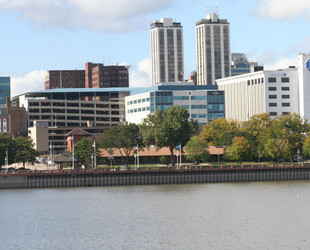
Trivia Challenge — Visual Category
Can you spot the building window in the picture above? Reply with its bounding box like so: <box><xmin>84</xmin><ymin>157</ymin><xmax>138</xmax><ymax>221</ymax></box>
<box><xmin>191</xmin><ymin>96</ymin><xmax>207</xmax><ymax>100</ymax></box>
<box><xmin>281</xmin><ymin>77</ymin><xmax>289</xmax><ymax>83</ymax></box>
<box><xmin>282</xmin><ymin>112</ymin><xmax>289</xmax><ymax>115</ymax></box>
<box><xmin>269</xmin><ymin>112</ymin><xmax>277</xmax><ymax>116</ymax></box>
<box><xmin>282</xmin><ymin>95</ymin><xmax>290</xmax><ymax>99</ymax></box>
<box><xmin>268</xmin><ymin>77</ymin><xmax>276</xmax><ymax>83</ymax></box>
<box><xmin>247</xmin><ymin>80</ymin><xmax>250</xmax><ymax>86</ymax></box>
<box><xmin>269</xmin><ymin>95</ymin><xmax>277</xmax><ymax>99</ymax></box>
<box><xmin>262</xmin><ymin>78</ymin><xmax>264</xmax><ymax>83</ymax></box>
<box><xmin>281</xmin><ymin>87</ymin><xmax>290</xmax><ymax>91</ymax></box>
<box><xmin>268</xmin><ymin>87</ymin><xmax>277</xmax><ymax>91</ymax></box>
<box><xmin>269</xmin><ymin>103</ymin><xmax>277</xmax><ymax>107</ymax></box>
<box><xmin>258</xmin><ymin>78</ymin><xmax>261</xmax><ymax>84</ymax></box>
<box><xmin>174</xmin><ymin>96</ymin><xmax>189</xmax><ymax>100</ymax></box>
<box><xmin>282</xmin><ymin>103</ymin><xmax>290</xmax><ymax>107</ymax></box>
<box><xmin>191</xmin><ymin>105</ymin><xmax>207</xmax><ymax>109</ymax></box>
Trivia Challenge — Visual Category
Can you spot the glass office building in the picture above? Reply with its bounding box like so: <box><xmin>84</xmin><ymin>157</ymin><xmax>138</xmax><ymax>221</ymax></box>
<box><xmin>0</xmin><ymin>77</ymin><xmax>10</xmax><ymax>108</ymax></box>
<box><xmin>126</xmin><ymin>83</ymin><xmax>225</xmax><ymax>126</ymax></box>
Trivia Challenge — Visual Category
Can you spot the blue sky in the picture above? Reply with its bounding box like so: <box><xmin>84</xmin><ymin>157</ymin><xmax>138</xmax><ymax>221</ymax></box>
<box><xmin>1</xmin><ymin>0</ymin><xmax>310</xmax><ymax>96</ymax></box>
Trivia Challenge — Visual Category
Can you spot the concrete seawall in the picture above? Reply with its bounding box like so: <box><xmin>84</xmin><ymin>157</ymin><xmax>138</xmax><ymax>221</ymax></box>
<box><xmin>1</xmin><ymin>165</ymin><xmax>310</xmax><ymax>189</ymax></box>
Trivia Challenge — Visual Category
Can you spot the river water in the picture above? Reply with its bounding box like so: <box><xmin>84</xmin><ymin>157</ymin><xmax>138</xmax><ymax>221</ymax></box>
<box><xmin>1</xmin><ymin>181</ymin><xmax>310</xmax><ymax>250</ymax></box>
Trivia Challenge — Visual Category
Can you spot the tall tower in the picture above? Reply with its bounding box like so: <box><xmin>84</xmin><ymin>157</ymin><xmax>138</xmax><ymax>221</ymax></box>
<box><xmin>196</xmin><ymin>7</ymin><xmax>231</xmax><ymax>85</ymax></box>
<box><xmin>150</xmin><ymin>18</ymin><xmax>184</xmax><ymax>86</ymax></box>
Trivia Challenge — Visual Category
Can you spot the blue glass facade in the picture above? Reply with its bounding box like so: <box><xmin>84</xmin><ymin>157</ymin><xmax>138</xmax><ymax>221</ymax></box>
<box><xmin>150</xmin><ymin>91</ymin><xmax>173</xmax><ymax>113</ymax></box>
<box><xmin>0</xmin><ymin>77</ymin><xmax>10</xmax><ymax>107</ymax></box>
<box><xmin>207</xmin><ymin>91</ymin><xmax>225</xmax><ymax>121</ymax></box>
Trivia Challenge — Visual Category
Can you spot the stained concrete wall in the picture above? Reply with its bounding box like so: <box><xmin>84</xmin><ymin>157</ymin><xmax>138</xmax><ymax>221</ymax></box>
<box><xmin>25</xmin><ymin>168</ymin><xmax>310</xmax><ymax>189</ymax></box>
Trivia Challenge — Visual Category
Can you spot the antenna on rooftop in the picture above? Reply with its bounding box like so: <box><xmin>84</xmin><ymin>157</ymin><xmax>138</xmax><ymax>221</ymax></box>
<box><xmin>216</xmin><ymin>0</ymin><xmax>219</xmax><ymax>14</ymax></box>
<box><xmin>207</xmin><ymin>6</ymin><xmax>210</xmax><ymax>15</ymax></box>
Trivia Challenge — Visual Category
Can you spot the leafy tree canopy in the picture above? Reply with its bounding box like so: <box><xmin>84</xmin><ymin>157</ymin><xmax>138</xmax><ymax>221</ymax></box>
<box><xmin>99</xmin><ymin>123</ymin><xmax>140</xmax><ymax>167</ymax></box>
<box><xmin>14</xmin><ymin>137</ymin><xmax>39</xmax><ymax>168</ymax></box>
<box><xmin>226</xmin><ymin>136</ymin><xmax>252</xmax><ymax>164</ymax></box>
<box><xmin>0</xmin><ymin>134</ymin><xmax>16</xmax><ymax>167</ymax></box>
<box><xmin>140</xmin><ymin>106</ymin><xmax>198</xmax><ymax>165</ymax></box>
<box><xmin>185</xmin><ymin>136</ymin><xmax>210</xmax><ymax>165</ymax></box>
<box><xmin>200</xmin><ymin>118</ymin><xmax>243</xmax><ymax>146</ymax></box>
<box><xmin>74</xmin><ymin>137</ymin><xmax>93</xmax><ymax>168</ymax></box>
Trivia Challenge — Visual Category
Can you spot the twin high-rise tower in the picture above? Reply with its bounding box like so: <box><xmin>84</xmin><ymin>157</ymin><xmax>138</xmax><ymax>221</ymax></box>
<box><xmin>151</xmin><ymin>8</ymin><xmax>231</xmax><ymax>86</ymax></box>
<box><xmin>150</xmin><ymin>18</ymin><xmax>184</xmax><ymax>86</ymax></box>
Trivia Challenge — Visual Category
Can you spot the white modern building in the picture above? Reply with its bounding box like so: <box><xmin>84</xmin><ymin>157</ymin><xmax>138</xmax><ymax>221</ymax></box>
<box><xmin>151</xmin><ymin>18</ymin><xmax>184</xmax><ymax>86</ymax></box>
<box><xmin>196</xmin><ymin>8</ymin><xmax>231</xmax><ymax>85</ymax></box>
<box><xmin>125</xmin><ymin>83</ymin><xmax>224</xmax><ymax>126</ymax></box>
<box><xmin>217</xmin><ymin>53</ymin><xmax>310</xmax><ymax>122</ymax></box>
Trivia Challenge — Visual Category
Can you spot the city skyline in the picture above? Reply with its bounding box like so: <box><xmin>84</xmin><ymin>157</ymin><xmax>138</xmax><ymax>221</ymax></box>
<box><xmin>1</xmin><ymin>0</ymin><xmax>310</xmax><ymax>96</ymax></box>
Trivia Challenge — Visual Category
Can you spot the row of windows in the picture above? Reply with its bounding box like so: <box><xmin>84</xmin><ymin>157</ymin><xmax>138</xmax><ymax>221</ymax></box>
<box><xmin>128</xmin><ymin>107</ymin><xmax>151</xmax><ymax>113</ymax></box>
<box><xmin>174</xmin><ymin>96</ymin><xmax>207</xmax><ymax>101</ymax></box>
<box><xmin>247</xmin><ymin>78</ymin><xmax>264</xmax><ymax>86</ymax></box>
<box><xmin>191</xmin><ymin>114</ymin><xmax>207</xmax><ymax>118</ymax></box>
<box><xmin>127</xmin><ymin>98</ymin><xmax>150</xmax><ymax>105</ymax></box>
<box><xmin>269</xmin><ymin>103</ymin><xmax>290</xmax><ymax>107</ymax></box>
<box><xmin>270</xmin><ymin>112</ymin><xmax>289</xmax><ymax>116</ymax></box>
<box><xmin>269</xmin><ymin>95</ymin><xmax>290</xmax><ymax>99</ymax></box>
<box><xmin>268</xmin><ymin>87</ymin><xmax>290</xmax><ymax>91</ymax></box>
<box><xmin>268</xmin><ymin>77</ymin><xmax>290</xmax><ymax>83</ymax></box>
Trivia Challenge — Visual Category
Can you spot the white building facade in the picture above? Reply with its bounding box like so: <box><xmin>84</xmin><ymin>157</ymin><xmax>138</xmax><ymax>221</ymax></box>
<box><xmin>151</xmin><ymin>18</ymin><xmax>184</xmax><ymax>86</ymax></box>
<box><xmin>216</xmin><ymin>53</ymin><xmax>310</xmax><ymax>122</ymax></box>
<box><xmin>196</xmin><ymin>10</ymin><xmax>231</xmax><ymax>85</ymax></box>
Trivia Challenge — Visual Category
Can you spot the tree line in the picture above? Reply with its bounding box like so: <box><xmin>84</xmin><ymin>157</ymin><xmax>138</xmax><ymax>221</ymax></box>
<box><xmin>2</xmin><ymin>106</ymin><xmax>309</xmax><ymax>169</ymax></box>
<box><xmin>100</xmin><ymin>107</ymin><xmax>310</xmax><ymax>166</ymax></box>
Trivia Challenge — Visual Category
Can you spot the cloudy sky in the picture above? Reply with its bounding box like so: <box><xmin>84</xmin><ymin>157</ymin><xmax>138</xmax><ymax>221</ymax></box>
<box><xmin>1</xmin><ymin>0</ymin><xmax>310</xmax><ymax>96</ymax></box>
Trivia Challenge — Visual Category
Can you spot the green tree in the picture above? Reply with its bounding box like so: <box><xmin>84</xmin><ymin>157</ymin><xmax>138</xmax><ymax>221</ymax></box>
<box><xmin>200</xmin><ymin>118</ymin><xmax>243</xmax><ymax>146</ymax></box>
<box><xmin>263</xmin><ymin>138</ymin><xmax>291</xmax><ymax>162</ymax></box>
<box><xmin>226</xmin><ymin>136</ymin><xmax>251</xmax><ymax>164</ymax></box>
<box><xmin>0</xmin><ymin>134</ymin><xmax>16</xmax><ymax>168</ymax></box>
<box><xmin>185</xmin><ymin>136</ymin><xmax>210</xmax><ymax>165</ymax></box>
<box><xmin>74</xmin><ymin>137</ymin><xmax>93</xmax><ymax>168</ymax></box>
<box><xmin>262</xmin><ymin>113</ymin><xmax>310</xmax><ymax>162</ymax></box>
<box><xmin>243</xmin><ymin>113</ymin><xmax>272</xmax><ymax>157</ymax></box>
<box><xmin>140</xmin><ymin>106</ymin><xmax>198</xmax><ymax>165</ymax></box>
<box><xmin>14</xmin><ymin>137</ymin><xmax>38</xmax><ymax>168</ymax></box>
<box><xmin>302</xmin><ymin>135</ymin><xmax>310</xmax><ymax>158</ymax></box>
<box><xmin>99</xmin><ymin>123</ymin><xmax>140</xmax><ymax>167</ymax></box>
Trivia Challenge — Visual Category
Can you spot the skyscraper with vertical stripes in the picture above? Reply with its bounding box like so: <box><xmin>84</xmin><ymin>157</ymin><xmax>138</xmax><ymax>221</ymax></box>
<box><xmin>196</xmin><ymin>8</ymin><xmax>231</xmax><ymax>85</ymax></box>
<box><xmin>150</xmin><ymin>18</ymin><xmax>184</xmax><ymax>86</ymax></box>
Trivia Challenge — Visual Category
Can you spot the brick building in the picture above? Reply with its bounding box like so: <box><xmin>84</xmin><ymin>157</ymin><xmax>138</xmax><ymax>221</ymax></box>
<box><xmin>85</xmin><ymin>62</ymin><xmax>129</xmax><ymax>88</ymax></box>
<box><xmin>45</xmin><ymin>62</ymin><xmax>129</xmax><ymax>90</ymax></box>
<box><xmin>45</xmin><ymin>70</ymin><xmax>85</xmax><ymax>89</ymax></box>
<box><xmin>0</xmin><ymin>97</ymin><xmax>26</xmax><ymax>138</ymax></box>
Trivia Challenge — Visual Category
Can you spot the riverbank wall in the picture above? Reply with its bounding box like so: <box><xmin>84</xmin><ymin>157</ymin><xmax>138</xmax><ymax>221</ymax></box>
<box><xmin>1</xmin><ymin>164</ymin><xmax>310</xmax><ymax>189</ymax></box>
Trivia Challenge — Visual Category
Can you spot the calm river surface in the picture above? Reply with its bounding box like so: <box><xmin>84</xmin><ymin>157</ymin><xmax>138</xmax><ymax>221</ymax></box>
<box><xmin>1</xmin><ymin>181</ymin><xmax>310</xmax><ymax>249</ymax></box>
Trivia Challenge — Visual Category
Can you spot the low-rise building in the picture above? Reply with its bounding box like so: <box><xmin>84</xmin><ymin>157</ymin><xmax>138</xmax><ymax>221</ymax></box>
<box><xmin>15</xmin><ymin>88</ymin><xmax>131</xmax><ymax>152</ymax></box>
<box><xmin>125</xmin><ymin>83</ymin><xmax>225</xmax><ymax>126</ymax></box>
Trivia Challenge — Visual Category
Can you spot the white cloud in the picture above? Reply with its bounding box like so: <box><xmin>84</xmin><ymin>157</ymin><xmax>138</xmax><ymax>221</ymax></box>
<box><xmin>129</xmin><ymin>58</ymin><xmax>152</xmax><ymax>88</ymax></box>
<box><xmin>264</xmin><ymin>57</ymin><xmax>298</xmax><ymax>70</ymax></box>
<box><xmin>286</xmin><ymin>35</ymin><xmax>310</xmax><ymax>56</ymax></box>
<box><xmin>11</xmin><ymin>70</ymin><xmax>46</xmax><ymax>97</ymax></box>
<box><xmin>0</xmin><ymin>0</ymin><xmax>175</xmax><ymax>32</ymax></box>
<box><xmin>254</xmin><ymin>0</ymin><xmax>310</xmax><ymax>20</ymax></box>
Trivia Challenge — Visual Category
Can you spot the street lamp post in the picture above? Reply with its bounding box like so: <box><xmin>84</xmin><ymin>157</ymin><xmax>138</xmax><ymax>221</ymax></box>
<box><xmin>297</xmin><ymin>149</ymin><xmax>300</xmax><ymax>164</ymax></box>
<box><xmin>258</xmin><ymin>150</ymin><xmax>261</xmax><ymax>163</ymax></box>
<box><xmin>108</xmin><ymin>156</ymin><xmax>114</xmax><ymax>169</ymax></box>
<box><xmin>217</xmin><ymin>153</ymin><xmax>220</xmax><ymax>167</ymax></box>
